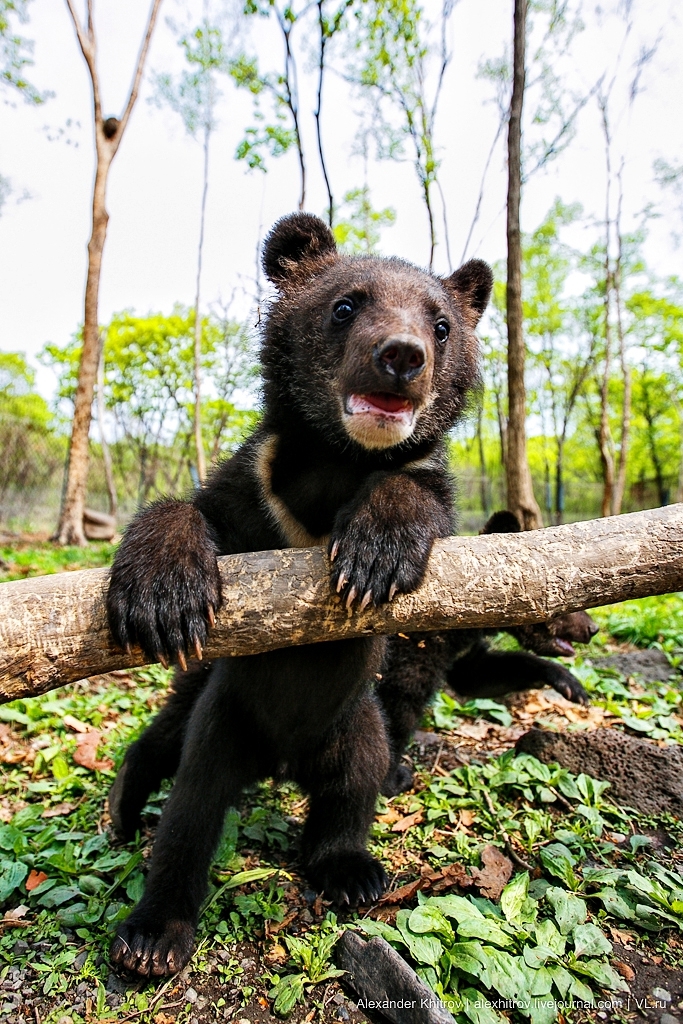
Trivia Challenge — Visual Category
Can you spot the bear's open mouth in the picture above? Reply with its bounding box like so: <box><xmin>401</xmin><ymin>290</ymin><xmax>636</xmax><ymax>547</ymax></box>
<box><xmin>345</xmin><ymin>392</ymin><xmax>414</xmax><ymax>424</ymax></box>
<box><xmin>552</xmin><ymin>638</ymin><xmax>575</xmax><ymax>657</ymax></box>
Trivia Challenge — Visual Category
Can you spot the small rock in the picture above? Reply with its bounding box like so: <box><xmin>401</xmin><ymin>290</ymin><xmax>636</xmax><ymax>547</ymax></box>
<box><xmin>333</xmin><ymin>993</ymin><xmax>345</xmax><ymax>1006</ymax></box>
<box><xmin>196</xmin><ymin>996</ymin><xmax>208</xmax><ymax>1010</ymax></box>
<box><xmin>12</xmin><ymin>941</ymin><xmax>28</xmax><ymax>957</ymax></box>
<box><xmin>654</xmin><ymin>989</ymin><xmax>673</xmax><ymax>1003</ymax></box>
<box><xmin>185</xmin><ymin>987</ymin><xmax>198</xmax><ymax>1004</ymax></box>
<box><xmin>240</xmin><ymin>957</ymin><xmax>255</xmax><ymax>970</ymax></box>
<box><xmin>73</xmin><ymin>951</ymin><xmax>88</xmax><ymax>970</ymax></box>
<box><xmin>57</xmin><ymin>1017</ymin><xmax>74</xmax><ymax>1024</ymax></box>
<box><xmin>300</xmin><ymin>908</ymin><xmax>314</xmax><ymax>924</ymax></box>
<box><xmin>302</xmin><ymin>889</ymin><xmax>318</xmax><ymax>905</ymax></box>
<box><xmin>238</xmin><ymin>1019</ymin><xmax>251</xmax><ymax>1024</ymax></box>
<box><xmin>336</xmin><ymin>1008</ymin><xmax>349</xmax><ymax>1021</ymax></box>
<box><xmin>106</xmin><ymin>973</ymin><xmax>129</xmax><ymax>995</ymax></box>
<box><xmin>597</xmin><ymin>1013</ymin><xmax>607</xmax><ymax>1019</ymax></box>
<box><xmin>660</xmin><ymin>1015</ymin><xmax>680</xmax><ymax>1024</ymax></box>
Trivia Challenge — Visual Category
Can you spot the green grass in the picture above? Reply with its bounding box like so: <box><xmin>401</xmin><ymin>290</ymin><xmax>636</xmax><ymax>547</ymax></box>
<box><xmin>0</xmin><ymin>542</ymin><xmax>116</xmax><ymax>583</ymax></box>
<box><xmin>591</xmin><ymin>593</ymin><xmax>683</xmax><ymax>650</ymax></box>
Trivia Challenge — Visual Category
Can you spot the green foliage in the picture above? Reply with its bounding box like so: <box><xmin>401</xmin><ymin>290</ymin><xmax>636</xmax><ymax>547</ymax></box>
<box><xmin>332</xmin><ymin>186</ymin><xmax>396</xmax><ymax>253</ymax></box>
<box><xmin>0</xmin><ymin>0</ymin><xmax>48</xmax><ymax>104</ymax></box>
<box><xmin>268</xmin><ymin>914</ymin><xmax>345</xmax><ymax>1015</ymax></box>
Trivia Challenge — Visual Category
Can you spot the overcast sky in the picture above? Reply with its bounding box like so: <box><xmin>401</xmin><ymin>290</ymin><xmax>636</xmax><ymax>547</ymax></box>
<box><xmin>1</xmin><ymin>0</ymin><xmax>681</xmax><ymax>399</ymax></box>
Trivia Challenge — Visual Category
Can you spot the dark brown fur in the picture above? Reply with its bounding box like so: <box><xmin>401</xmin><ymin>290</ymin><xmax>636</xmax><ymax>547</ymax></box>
<box><xmin>105</xmin><ymin>213</ymin><xmax>492</xmax><ymax>977</ymax></box>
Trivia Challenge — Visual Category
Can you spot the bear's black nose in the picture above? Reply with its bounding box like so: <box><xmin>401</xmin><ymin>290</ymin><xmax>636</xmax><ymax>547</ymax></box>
<box><xmin>374</xmin><ymin>336</ymin><xmax>426</xmax><ymax>383</ymax></box>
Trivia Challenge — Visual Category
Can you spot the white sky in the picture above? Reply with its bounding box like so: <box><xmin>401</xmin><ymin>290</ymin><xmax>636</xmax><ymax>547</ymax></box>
<box><xmin>0</xmin><ymin>0</ymin><xmax>681</xmax><ymax>400</ymax></box>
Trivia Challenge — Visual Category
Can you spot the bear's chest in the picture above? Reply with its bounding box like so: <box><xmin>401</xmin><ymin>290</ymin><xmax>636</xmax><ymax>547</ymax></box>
<box><xmin>253</xmin><ymin>433</ymin><xmax>369</xmax><ymax>547</ymax></box>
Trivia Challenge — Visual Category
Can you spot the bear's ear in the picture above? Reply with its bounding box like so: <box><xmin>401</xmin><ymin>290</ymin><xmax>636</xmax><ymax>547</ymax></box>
<box><xmin>443</xmin><ymin>259</ymin><xmax>493</xmax><ymax>326</ymax></box>
<box><xmin>262</xmin><ymin>213</ymin><xmax>337</xmax><ymax>284</ymax></box>
<box><xmin>480</xmin><ymin>509</ymin><xmax>522</xmax><ymax>535</ymax></box>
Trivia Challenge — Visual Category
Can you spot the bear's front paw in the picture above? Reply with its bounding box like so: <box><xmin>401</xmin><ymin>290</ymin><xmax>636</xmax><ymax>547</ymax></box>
<box><xmin>381</xmin><ymin>763</ymin><xmax>415</xmax><ymax>797</ymax></box>
<box><xmin>111</xmin><ymin>916</ymin><xmax>195</xmax><ymax>977</ymax></box>
<box><xmin>329</xmin><ymin>516</ymin><xmax>432</xmax><ymax>610</ymax></box>
<box><xmin>306</xmin><ymin>851</ymin><xmax>388</xmax><ymax>905</ymax></box>
<box><xmin>547</xmin><ymin>664</ymin><xmax>590</xmax><ymax>706</ymax></box>
<box><xmin>107</xmin><ymin>503</ymin><xmax>221</xmax><ymax>667</ymax></box>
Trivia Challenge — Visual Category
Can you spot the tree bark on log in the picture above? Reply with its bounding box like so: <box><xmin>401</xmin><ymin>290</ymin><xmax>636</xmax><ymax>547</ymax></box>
<box><xmin>2</xmin><ymin>505</ymin><xmax>683</xmax><ymax>704</ymax></box>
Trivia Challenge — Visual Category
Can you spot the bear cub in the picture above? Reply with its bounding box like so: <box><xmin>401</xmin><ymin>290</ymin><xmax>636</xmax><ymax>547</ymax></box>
<box><xmin>105</xmin><ymin>212</ymin><xmax>492</xmax><ymax>977</ymax></box>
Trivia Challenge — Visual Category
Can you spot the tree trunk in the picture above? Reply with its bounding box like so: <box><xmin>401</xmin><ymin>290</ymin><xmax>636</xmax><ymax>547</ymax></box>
<box><xmin>476</xmin><ymin>404</ymin><xmax>489</xmax><ymax>516</ymax></box>
<box><xmin>97</xmin><ymin>338</ymin><xmax>117</xmax><ymax>517</ymax></box>
<box><xmin>505</xmin><ymin>0</ymin><xmax>542</xmax><ymax>531</ymax></box>
<box><xmin>315</xmin><ymin>0</ymin><xmax>334</xmax><ymax>226</ymax></box>
<box><xmin>57</xmin><ymin>0</ymin><xmax>164</xmax><ymax>543</ymax></box>
<box><xmin>598</xmin><ymin>267</ymin><xmax>615</xmax><ymax>517</ymax></box>
<box><xmin>2</xmin><ymin>504</ymin><xmax>683</xmax><ymax>703</ymax></box>
<box><xmin>612</xmin><ymin>237</ymin><xmax>631</xmax><ymax>515</ymax></box>
<box><xmin>193</xmin><ymin>124</ymin><xmax>210</xmax><ymax>484</ymax></box>
<box><xmin>55</xmin><ymin>144</ymin><xmax>113</xmax><ymax>545</ymax></box>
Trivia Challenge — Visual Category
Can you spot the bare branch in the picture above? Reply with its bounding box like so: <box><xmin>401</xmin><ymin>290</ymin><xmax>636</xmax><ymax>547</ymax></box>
<box><xmin>2</xmin><ymin>505</ymin><xmax>683</xmax><ymax>702</ymax></box>
<box><xmin>117</xmin><ymin>0</ymin><xmax>164</xmax><ymax>140</ymax></box>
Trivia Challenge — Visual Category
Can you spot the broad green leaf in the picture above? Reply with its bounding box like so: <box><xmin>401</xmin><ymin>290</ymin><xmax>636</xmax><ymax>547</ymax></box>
<box><xmin>545</xmin><ymin>887</ymin><xmax>586</xmax><ymax>935</ymax></box>
<box><xmin>539</xmin><ymin>844</ymin><xmax>579</xmax><ymax>889</ymax></box>
<box><xmin>358</xmin><ymin>919</ymin><xmax>405</xmax><ymax>947</ymax></box>
<box><xmin>572</xmin><ymin>923</ymin><xmax>612</xmax><ymax>958</ymax></box>
<box><xmin>570</xmin><ymin>958</ymin><xmax>628</xmax><ymax>992</ymax></box>
<box><xmin>485</xmin><ymin>948</ymin><xmax>532</xmax><ymax>1004</ymax></box>
<box><xmin>457</xmin><ymin>916</ymin><xmax>514</xmax><ymax>948</ymax></box>
<box><xmin>269</xmin><ymin>973</ymin><xmax>305</xmax><ymax>1015</ymax></box>
<box><xmin>37</xmin><ymin>884</ymin><xmax>81</xmax><ymax>908</ymax></box>
<box><xmin>449</xmin><ymin>941</ymin><xmax>490</xmax><ymax>985</ymax></box>
<box><xmin>568</xmin><ymin>975</ymin><xmax>594</xmax><ymax>1005</ymax></box>
<box><xmin>535</xmin><ymin>919</ymin><xmax>565</xmax><ymax>956</ymax></box>
<box><xmin>591</xmin><ymin>888</ymin><xmax>636</xmax><ymax>922</ymax></box>
<box><xmin>501</xmin><ymin>872</ymin><xmax>529</xmax><ymax>925</ymax></box>
<box><xmin>461</xmin><ymin>987</ymin><xmax>507</xmax><ymax>1024</ymax></box>
<box><xmin>523</xmin><ymin>945</ymin><xmax>554</xmax><ymax>969</ymax></box>
<box><xmin>528</xmin><ymin>995</ymin><xmax>558</xmax><ymax>1024</ymax></box>
<box><xmin>583</xmin><ymin>867</ymin><xmax>625</xmax><ymax>886</ymax></box>
<box><xmin>548</xmin><ymin>963</ymin><xmax>573</xmax><ymax>998</ymax></box>
<box><xmin>57</xmin><ymin>901</ymin><xmax>105</xmax><ymax>926</ymax></box>
<box><xmin>396</xmin><ymin>909</ymin><xmax>444</xmax><ymax>966</ymax></box>
<box><xmin>408</xmin><ymin>904</ymin><xmax>455</xmax><ymax>944</ymax></box>
<box><xmin>0</xmin><ymin>859</ymin><xmax>28</xmax><ymax>901</ymax></box>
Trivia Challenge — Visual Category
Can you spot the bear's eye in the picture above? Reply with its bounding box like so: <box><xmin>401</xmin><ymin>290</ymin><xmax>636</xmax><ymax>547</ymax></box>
<box><xmin>332</xmin><ymin>298</ymin><xmax>355</xmax><ymax>323</ymax></box>
<box><xmin>434</xmin><ymin>319</ymin><xmax>450</xmax><ymax>343</ymax></box>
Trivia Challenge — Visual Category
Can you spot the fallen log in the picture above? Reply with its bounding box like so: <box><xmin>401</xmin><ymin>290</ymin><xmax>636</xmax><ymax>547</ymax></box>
<box><xmin>1</xmin><ymin>504</ymin><xmax>683</xmax><ymax>704</ymax></box>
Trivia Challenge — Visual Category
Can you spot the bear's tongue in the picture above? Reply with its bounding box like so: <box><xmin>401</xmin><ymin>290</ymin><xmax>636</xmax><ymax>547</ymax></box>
<box><xmin>347</xmin><ymin>393</ymin><xmax>413</xmax><ymax>417</ymax></box>
<box><xmin>553</xmin><ymin>639</ymin><xmax>575</xmax><ymax>656</ymax></box>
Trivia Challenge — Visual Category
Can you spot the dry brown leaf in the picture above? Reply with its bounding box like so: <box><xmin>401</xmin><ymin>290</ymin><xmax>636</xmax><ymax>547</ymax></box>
<box><xmin>470</xmin><ymin>845</ymin><xmax>513</xmax><ymax>900</ymax></box>
<box><xmin>391</xmin><ymin>810</ymin><xmax>424</xmax><ymax>832</ymax></box>
<box><xmin>72</xmin><ymin>729</ymin><xmax>114</xmax><ymax>772</ymax></box>
<box><xmin>42</xmin><ymin>802</ymin><xmax>78</xmax><ymax>818</ymax></box>
<box><xmin>459</xmin><ymin>808</ymin><xmax>477</xmax><ymax>827</ymax></box>
<box><xmin>154</xmin><ymin>1014</ymin><xmax>176</xmax><ymax>1024</ymax></box>
<box><xmin>455</xmin><ymin>721</ymin><xmax>492</xmax><ymax>740</ymax></box>
<box><xmin>433</xmin><ymin>862</ymin><xmax>475</xmax><ymax>892</ymax></box>
<box><xmin>265</xmin><ymin>943</ymin><xmax>288</xmax><ymax>964</ymax></box>
<box><xmin>0</xmin><ymin>723</ymin><xmax>32</xmax><ymax>765</ymax></box>
<box><xmin>25</xmin><ymin>870</ymin><xmax>48</xmax><ymax>891</ymax></box>
<box><xmin>378</xmin><ymin>878</ymin><xmax>424</xmax><ymax>904</ymax></box>
<box><xmin>377</xmin><ymin>807</ymin><xmax>402</xmax><ymax>824</ymax></box>
<box><xmin>63</xmin><ymin>714</ymin><xmax>90</xmax><ymax>733</ymax></box>
<box><xmin>613</xmin><ymin>960</ymin><xmax>636</xmax><ymax>982</ymax></box>
<box><xmin>267</xmin><ymin>909</ymin><xmax>298</xmax><ymax>934</ymax></box>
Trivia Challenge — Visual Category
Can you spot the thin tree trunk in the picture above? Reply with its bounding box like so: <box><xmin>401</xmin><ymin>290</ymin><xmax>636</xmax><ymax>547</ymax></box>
<box><xmin>598</xmin><ymin>261</ymin><xmax>615</xmax><ymax>517</ymax></box>
<box><xmin>505</xmin><ymin>0</ymin><xmax>542</xmax><ymax>531</ymax></box>
<box><xmin>56</xmin><ymin>0</ymin><xmax>164</xmax><ymax>545</ymax></box>
<box><xmin>97</xmin><ymin>338</ymin><xmax>117</xmax><ymax>517</ymax></box>
<box><xmin>612</xmin><ymin>211</ymin><xmax>631</xmax><ymax>515</ymax></box>
<box><xmin>193</xmin><ymin>123</ymin><xmax>210</xmax><ymax>484</ymax></box>
<box><xmin>315</xmin><ymin>0</ymin><xmax>334</xmax><ymax>226</ymax></box>
<box><xmin>476</xmin><ymin>404</ymin><xmax>489</xmax><ymax>516</ymax></box>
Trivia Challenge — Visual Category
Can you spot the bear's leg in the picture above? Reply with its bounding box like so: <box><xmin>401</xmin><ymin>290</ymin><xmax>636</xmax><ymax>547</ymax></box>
<box><xmin>450</xmin><ymin>641</ymin><xmax>589</xmax><ymax>704</ymax></box>
<box><xmin>111</xmin><ymin>667</ymin><xmax>261</xmax><ymax>977</ymax></box>
<box><xmin>298</xmin><ymin>691</ymin><xmax>390</xmax><ymax>905</ymax></box>
<box><xmin>109</xmin><ymin>664</ymin><xmax>211</xmax><ymax>840</ymax></box>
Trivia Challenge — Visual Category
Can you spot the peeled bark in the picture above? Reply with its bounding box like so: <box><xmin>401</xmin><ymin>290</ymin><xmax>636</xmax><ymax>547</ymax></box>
<box><xmin>2</xmin><ymin>505</ymin><xmax>683</xmax><ymax>704</ymax></box>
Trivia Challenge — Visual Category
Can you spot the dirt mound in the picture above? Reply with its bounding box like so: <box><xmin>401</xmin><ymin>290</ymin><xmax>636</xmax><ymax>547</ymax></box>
<box><xmin>516</xmin><ymin>726</ymin><xmax>683</xmax><ymax>815</ymax></box>
<box><xmin>592</xmin><ymin>649</ymin><xmax>677</xmax><ymax>683</ymax></box>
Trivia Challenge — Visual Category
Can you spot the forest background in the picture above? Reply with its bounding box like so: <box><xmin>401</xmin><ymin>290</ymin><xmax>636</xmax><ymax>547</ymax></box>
<box><xmin>1</xmin><ymin>0</ymin><xmax>682</xmax><ymax>537</ymax></box>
